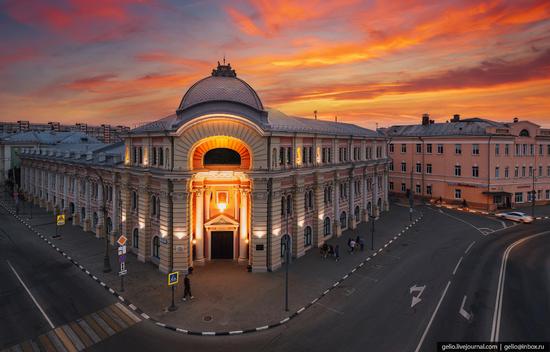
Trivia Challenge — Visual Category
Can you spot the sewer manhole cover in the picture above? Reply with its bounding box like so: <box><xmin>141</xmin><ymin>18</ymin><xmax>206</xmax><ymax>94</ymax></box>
<box><xmin>203</xmin><ymin>315</ymin><xmax>213</xmax><ymax>322</ymax></box>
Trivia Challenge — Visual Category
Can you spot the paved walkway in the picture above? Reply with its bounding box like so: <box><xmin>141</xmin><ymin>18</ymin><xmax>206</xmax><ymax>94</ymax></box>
<box><xmin>2</xmin><ymin>192</ymin><xmax>422</xmax><ymax>332</ymax></box>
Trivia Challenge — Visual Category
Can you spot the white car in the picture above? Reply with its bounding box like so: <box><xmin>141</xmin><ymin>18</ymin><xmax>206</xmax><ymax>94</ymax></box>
<box><xmin>495</xmin><ymin>211</ymin><xmax>534</xmax><ymax>223</ymax></box>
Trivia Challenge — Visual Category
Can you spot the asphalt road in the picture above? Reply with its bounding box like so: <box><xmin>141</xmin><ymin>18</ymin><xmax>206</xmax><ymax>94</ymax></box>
<box><xmin>0</xmin><ymin>205</ymin><xmax>117</xmax><ymax>349</ymax></box>
<box><xmin>2</xmin><ymin>202</ymin><xmax>548</xmax><ymax>352</ymax></box>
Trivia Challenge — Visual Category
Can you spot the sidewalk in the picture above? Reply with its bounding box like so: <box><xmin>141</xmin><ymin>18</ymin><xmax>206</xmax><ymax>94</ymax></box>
<box><xmin>2</xmin><ymin>192</ymin><xmax>421</xmax><ymax>333</ymax></box>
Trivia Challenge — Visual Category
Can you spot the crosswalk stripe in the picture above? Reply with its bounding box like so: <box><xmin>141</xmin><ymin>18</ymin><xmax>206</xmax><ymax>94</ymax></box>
<box><xmin>103</xmin><ymin>306</ymin><xmax>129</xmax><ymax>330</ymax></box>
<box><xmin>37</xmin><ymin>334</ymin><xmax>56</xmax><ymax>352</ymax></box>
<box><xmin>83</xmin><ymin>316</ymin><xmax>109</xmax><ymax>340</ymax></box>
<box><xmin>61</xmin><ymin>325</ymin><xmax>85</xmax><ymax>351</ymax></box>
<box><xmin>110</xmin><ymin>304</ymin><xmax>136</xmax><ymax>326</ymax></box>
<box><xmin>68</xmin><ymin>322</ymin><xmax>93</xmax><ymax>349</ymax></box>
<box><xmin>54</xmin><ymin>327</ymin><xmax>77</xmax><ymax>352</ymax></box>
<box><xmin>97</xmin><ymin>310</ymin><xmax>123</xmax><ymax>333</ymax></box>
<box><xmin>76</xmin><ymin>319</ymin><xmax>101</xmax><ymax>344</ymax></box>
<box><xmin>46</xmin><ymin>331</ymin><xmax>68</xmax><ymax>352</ymax></box>
<box><xmin>114</xmin><ymin>303</ymin><xmax>141</xmax><ymax>324</ymax></box>
<box><xmin>91</xmin><ymin>313</ymin><xmax>116</xmax><ymax>336</ymax></box>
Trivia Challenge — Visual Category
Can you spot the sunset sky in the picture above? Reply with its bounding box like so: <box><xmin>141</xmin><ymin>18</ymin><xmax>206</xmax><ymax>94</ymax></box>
<box><xmin>1</xmin><ymin>0</ymin><xmax>549</xmax><ymax>129</ymax></box>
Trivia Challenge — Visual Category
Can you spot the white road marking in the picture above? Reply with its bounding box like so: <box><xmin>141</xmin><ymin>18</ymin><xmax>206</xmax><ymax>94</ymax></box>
<box><xmin>452</xmin><ymin>256</ymin><xmax>463</xmax><ymax>275</ymax></box>
<box><xmin>465</xmin><ymin>241</ymin><xmax>476</xmax><ymax>255</ymax></box>
<box><xmin>414</xmin><ymin>281</ymin><xmax>451</xmax><ymax>352</ymax></box>
<box><xmin>490</xmin><ymin>231</ymin><xmax>550</xmax><ymax>342</ymax></box>
<box><xmin>410</xmin><ymin>284</ymin><xmax>426</xmax><ymax>308</ymax></box>
<box><xmin>433</xmin><ymin>208</ymin><xmax>486</xmax><ymax>235</ymax></box>
<box><xmin>7</xmin><ymin>260</ymin><xmax>55</xmax><ymax>329</ymax></box>
<box><xmin>459</xmin><ymin>295</ymin><xmax>472</xmax><ymax>321</ymax></box>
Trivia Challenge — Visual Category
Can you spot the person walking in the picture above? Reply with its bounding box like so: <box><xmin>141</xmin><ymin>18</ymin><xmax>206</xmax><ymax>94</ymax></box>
<box><xmin>349</xmin><ymin>239</ymin><xmax>356</xmax><ymax>254</ymax></box>
<box><xmin>334</xmin><ymin>244</ymin><xmax>340</xmax><ymax>262</ymax></box>
<box><xmin>182</xmin><ymin>274</ymin><xmax>194</xmax><ymax>301</ymax></box>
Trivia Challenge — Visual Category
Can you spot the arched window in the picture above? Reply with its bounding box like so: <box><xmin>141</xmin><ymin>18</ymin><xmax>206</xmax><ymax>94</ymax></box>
<box><xmin>165</xmin><ymin>148</ymin><xmax>170</xmax><ymax>168</ymax></box>
<box><xmin>355</xmin><ymin>205</ymin><xmax>360</xmax><ymax>221</ymax></box>
<box><xmin>377</xmin><ymin>198</ymin><xmax>382</xmax><ymax>211</ymax></box>
<box><xmin>272</xmin><ymin>148</ymin><xmax>277</xmax><ymax>169</ymax></box>
<box><xmin>151</xmin><ymin>196</ymin><xmax>157</xmax><ymax>216</ymax></box>
<box><xmin>340</xmin><ymin>211</ymin><xmax>347</xmax><ymax>230</ymax></box>
<box><xmin>286</xmin><ymin>195</ymin><xmax>292</xmax><ymax>216</ymax></box>
<box><xmin>81</xmin><ymin>207</ymin><xmax>86</xmax><ymax>220</ymax></box>
<box><xmin>152</xmin><ymin>236</ymin><xmax>160</xmax><ymax>258</ymax></box>
<box><xmin>323</xmin><ymin>217</ymin><xmax>331</xmax><ymax>236</ymax></box>
<box><xmin>281</xmin><ymin>197</ymin><xmax>286</xmax><ymax>216</ymax></box>
<box><xmin>133</xmin><ymin>228</ymin><xmax>139</xmax><ymax>249</ymax></box>
<box><xmin>69</xmin><ymin>202</ymin><xmax>75</xmax><ymax>215</ymax></box>
<box><xmin>106</xmin><ymin>217</ymin><xmax>112</xmax><ymax>234</ymax></box>
<box><xmin>519</xmin><ymin>129</ymin><xmax>529</xmax><ymax>137</ymax></box>
<box><xmin>156</xmin><ymin>197</ymin><xmax>160</xmax><ymax>219</ymax></box>
<box><xmin>304</xmin><ymin>226</ymin><xmax>312</xmax><ymax>246</ymax></box>
<box><xmin>308</xmin><ymin>190</ymin><xmax>314</xmax><ymax>209</ymax></box>
<box><xmin>367</xmin><ymin>202</ymin><xmax>372</xmax><ymax>215</ymax></box>
<box><xmin>281</xmin><ymin>237</ymin><xmax>287</xmax><ymax>257</ymax></box>
<box><xmin>131</xmin><ymin>191</ymin><xmax>138</xmax><ymax>211</ymax></box>
<box><xmin>204</xmin><ymin>148</ymin><xmax>241</xmax><ymax>166</ymax></box>
<box><xmin>159</xmin><ymin>147</ymin><xmax>164</xmax><ymax>166</ymax></box>
<box><xmin>92</xmin><ymin>212</ymin><xmax>98</xmax><ymax>227</ymax></box>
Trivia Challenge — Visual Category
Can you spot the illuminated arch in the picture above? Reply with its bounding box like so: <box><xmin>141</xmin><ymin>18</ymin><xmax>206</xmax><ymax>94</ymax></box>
<box><xmin>190</xmin><ymin>136</ymin><xmax>252</xmax><ymax>170</ymax></box>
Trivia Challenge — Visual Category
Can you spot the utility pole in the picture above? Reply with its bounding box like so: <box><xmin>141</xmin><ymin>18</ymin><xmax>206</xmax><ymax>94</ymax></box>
<box><xmin>409</xmin><ymin>169</ymin><xmax>414</xmax><ymax>222</ymax></box>
<box><xmin>283</xmin><ymin>211</ymin><xmax>290</xmax><ymax>312</ymax></box>
<box><xmin>168</xmin><ymin>179</ymin><xmax>177</xmax><ymax>311</ymax></box>
<box><xmin>87</xmin><ymin>167</ymin><xmax>111</xmax><ymax>273</ymax></box>
<box><xmin>531</xmin><ymin>152</ymin><xmax>536</xmax><ymax>217</ymax></box>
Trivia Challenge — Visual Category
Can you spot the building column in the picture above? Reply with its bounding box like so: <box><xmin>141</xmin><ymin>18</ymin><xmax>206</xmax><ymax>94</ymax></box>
<box><xmin>349</xmin><ymin>175</ymin><xmax>356</xmax><ymax>229</ymax></box>
<box><xmin>250</xmin><ymin>178</ymin><xmax>268</xmax><ymax>272</ymax></box>
<box><xmin>111</xmin><ymin>175</ymin><xmax>120</xmax><ymax>244</ymax></box>
<box><xmin>120</xmin><ymin>173</ymin><xmax>132</xmax><ymax>243</ymax></box>
<box><xmin>268</xmin><ymin>179</ymin><xmax>282</xmax><ymax>271</ymax></box>
<box><xmin>173</xmin><ymin>181</ymin><xmax>190</xmax><ymax>273</ymax></box>
<box><xmin>62</xmin><ymin>174</ymin><xmax>68</xmax><ymax>215</ymax></box>
<box><xmin>95</xmin><ymin>182</ymin><xmax>104</xmax><ymax>238</ymax></box>
<box><xmin>292</xmin><ymin>182</ymin><xmax>305</xmax><ymax>258</ymax></box>
<box><xmin>334</xmin><ymin>178</ymin><xmax>341</xmax><ymax>237</ymax></box>
<box><xmin>137</xmin><ymin>176</ymin><xmax>151</xmax><ymax>262</ymax></box>
<box><xmin>313</xmin><ymin>177</ymin><xmax>323</xmax><ymax>247</ymax></box>
<box><xmin>238</xmin><ymin>189</ymin><xmax>249</xmax><ymax>263</ymax></box>
<box><xmin>73</xmin><ymin>176</ymin><xmax>81</xmax><ymax>226</ymax></box>
<box><xmin>194</xmin><ymin>189</ymin><xmax>205</xmax><ymax>264</ymax></box>
<box><xmin>83</xmin><ymin>179</ymin><xmax>92</xmax><ymax>231</ymax></box>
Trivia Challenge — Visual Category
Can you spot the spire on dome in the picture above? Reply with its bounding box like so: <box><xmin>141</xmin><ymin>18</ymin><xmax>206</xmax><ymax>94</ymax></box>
<box><xmin>212</xmin><ymin>60</ymin><xmax>236</xmax><ymax>78</ymax></box>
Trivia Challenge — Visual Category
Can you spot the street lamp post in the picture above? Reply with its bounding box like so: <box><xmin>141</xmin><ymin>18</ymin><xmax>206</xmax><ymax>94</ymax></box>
<box><xmin>369</xmin><ymin>213</ymin><xmax>376</xmax><ymax>250</ymax></box>
<box><xmin>282</xmin><ymin>233</ymin><xmax>290</xmax><ymax>312</ymax></box>
<box><xmin>86</xmin><ymin>168</ymin><xmax>111</xmax><ymax>273</ymax></box>
<box><xmin>167</xmin><ymin>179</ymin><xmax>177</xmax><ymax>312</ymax></box>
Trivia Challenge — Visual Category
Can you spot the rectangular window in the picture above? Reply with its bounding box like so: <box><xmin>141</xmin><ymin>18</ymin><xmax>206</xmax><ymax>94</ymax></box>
<box><xmin>401</xmin><ymin>144</ymin><xmax>407</xmax><ymax>153</ymax></box>
<box><xmin>505</xmin><ymin>144</ymin><xmax>509</xmax><ymax>156</ymax></box>
<box><xmin>455</xmin><ymin>189</ymin><xmax>462</xmax><ymax>199</ymax></box>
<box><xmin>516</xmin><ymin>144</ymin><xmax>521</xmax><ymax>156</ymax></box>
<box><xmin>416</xmin><ymin>144</ymin><xmax>422</xmax><ymax>153</ymax></box>
<box><xmin>495</xmin><ymin>167</ymin><xmax>499</xmax><ymax>178</ymax></box>
<box><xmin>279</xmin><ymin>147</ymin><xmax>285</xmax><ymax>165</ymax></box>
<box><xmin>522</xmin><ymin>166</ymin><xmax>526</xmax><ymax>177</ymax></box>
<box><xmin>472</xmin><ymin>166</ymin><xmax>479</xmax><ymax>177</ymax></box>
<box><xmin>547</xmin><ymin>166</ymin><xmax>550</xmax><ymax>177</ymax></box>
<box><xmin>529</xmin><ymin>166</ymin><xmax>533</xmax><ymax>177</ymax></box>
<box><xmin>505</xmin><ymin>167</ymin><xmax>509</xmax><ymax>178</ymax></box>
<box><xmin>401</xmin><ymin>183</ymin><xmax>406</xmax><ymax>192</ymax></box>
<box><xmin>539</xmin><ymin>166</ymin><xmax>543</xmax><ymax>177</ymax></box>
<box><xmin>426</xmin><ymin>164</ymin><xmax>432</xmax><ymax>174</ymax></box>
<box><xmin>415</xmin><ymin>184</ymin><xmax>421</xmax><ymax>194</ymax></box>
<box><xmin>547</xmin><ymin>145</ymin><xmax>550</xmax><ymax>155</ymax></box>
<box><xmin>287</xmin><ymin>147</ymin><xmax>292</xmax><ymax>165</ymax></box>
<box><xmin>389</xmin><ymin>182</ymin><xmax>394</xmax><ymax>191</ymax></box>
<box><xmin>455</xmin><ymin>144</ymin><xmax>462</xmax><ymax>155</ymax></box>
<box><xmin>401</xmin><ymin>162</ymin><xmax>407</xmax><ymax>172</ymax></box>
<box><xmin>426</xmin><ymin>185</ymin><xmax>432</xmax><ymax>195</ymax></box>
<box><xmin>389</xmin><ymin>144</ymin><xmax>394</xmax><ymax>153</ymax></box>
<box><xmin>426</xmin><ymin>144</ymin><xmax>432</xmax><ymax>153</ymax></box>
<box><xmin>530</xmin><ymin>144</ymin><xmax>534</xmax><ymax>155</ymax></box>
<box><xmin>437</xmin><ymin>144</ymin><xmax>444</xmax><ymax>154</ymax></box>
<box><xmin>515</xmin><ymin>166</ymin><xmax>519</xmax><ymax>177</ymax></box>
<box><xmin>416</xmin><ymin>162</ymin><xmax>422</xmax><ymax>173</ymax></box>
<box><xmin>546</xmin><ymin>190</ymin><xmax>550</xmax><ymax>200</ymax></box>
<box><xmin>455</xmin><ymin>165</ymin><xmax>461</xmax><ymax>176</ymax></box>
<box><xmin>472</xmin><ymin>144</ymin><xmax>479</xmax><ymax>155</ymax></box>
<box><xmin>539</xmin><ymin>144</ymin><xmax>544</xmax><ymax>155</ymax></box>
<box><xmin>389</xmin><ymin>162</ymin><xmax>394</xmax><ymax>171</ymax></box>
<box><xmin>515</xmin><ymin>192</ymin><xmax>523</xmax><ymax>203</ymax></box>
<box><xmin>495</xmin><ymin>144</ymin><xmax>500</xmax><ymax>156</ymax></box>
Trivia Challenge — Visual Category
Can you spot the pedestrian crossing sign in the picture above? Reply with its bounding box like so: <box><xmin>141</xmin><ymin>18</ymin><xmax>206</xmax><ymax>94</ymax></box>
<box><xmin>168</xmin><ymin>272</ymin><xmax>178</xmax><ymax>286</ymax></box>
<box><xmin>56</xmin><ymin>214</ymin><xmax>65</xmax><ymax>226</ymax></box>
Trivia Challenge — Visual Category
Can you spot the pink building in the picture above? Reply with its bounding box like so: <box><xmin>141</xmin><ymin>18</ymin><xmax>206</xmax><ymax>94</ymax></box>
<box><xmin>386</xmin><ymin>115</ymin><xmax>550</xmax><ymax>211</ymax></box>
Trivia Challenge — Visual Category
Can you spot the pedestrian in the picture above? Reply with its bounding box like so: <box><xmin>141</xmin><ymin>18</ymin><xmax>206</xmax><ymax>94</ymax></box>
<box><xmin>334</xmin><ymin>244</ymin><xmax>340</xmax><ymax>261</ymax></box>
<box><xmin>349</xmin><ymin>239</ymin><xmax>356</xmax><ymax>254</ymax></box>
<box><xmin>182</xmin><ymin>274</ymin><xmax>194</xmax><ymax>301</ymax></box>
<box><xmin>347</xmin><ymin>238</ymin><xmax>352</xmax><ymax>251</ymax></box>
<box><xmin>328</xmin><ymin>244</ymin><xmax>334</xmax><ymax>257</ymax></box>
<box><xmin>359</xmin><ymin>237</ymin><xmax>365</xmax><ymax>251</ymax></box>
<box><xmin>321</xmin><ymin>243</ymin><xmax>329</xmax><ymax>259</ymax></box>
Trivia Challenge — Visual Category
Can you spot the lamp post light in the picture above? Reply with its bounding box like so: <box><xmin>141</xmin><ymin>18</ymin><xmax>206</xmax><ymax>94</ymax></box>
<box><xmin>282</xmin><ymin>233</ymin><xmax>291</xmax><ymax>312</ymax></box>
<box><xmin>369</xmin><ymin>213</ymin><xmax>376</xmax><ymax>250</ymax></box>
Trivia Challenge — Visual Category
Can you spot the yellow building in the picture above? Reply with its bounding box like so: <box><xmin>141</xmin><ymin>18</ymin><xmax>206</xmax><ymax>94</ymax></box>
<box><xmin>19</xmin><ymin>63</ymin><xmax>389</xmax><ymax>273</ymax></box>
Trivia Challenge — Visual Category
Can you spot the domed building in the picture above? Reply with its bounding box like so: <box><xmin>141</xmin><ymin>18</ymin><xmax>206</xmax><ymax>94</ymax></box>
<box><xmin>18</xmin><ymin>62</ymin><xmax>389</xmax><ymax>273</ymax></box>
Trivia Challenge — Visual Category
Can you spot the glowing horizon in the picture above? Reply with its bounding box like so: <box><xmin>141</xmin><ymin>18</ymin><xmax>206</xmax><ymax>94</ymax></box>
<box><xmin>1</xmin><ymin>0</ymin><xmax>549</xmax><ymax>130</ymax></box>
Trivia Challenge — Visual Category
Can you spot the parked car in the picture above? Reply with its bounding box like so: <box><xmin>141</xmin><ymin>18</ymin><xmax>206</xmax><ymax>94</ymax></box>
<box><xmin>495</xmin><ymin>211</ymin><xmax>534</xmax><ymax>223</ymax></box>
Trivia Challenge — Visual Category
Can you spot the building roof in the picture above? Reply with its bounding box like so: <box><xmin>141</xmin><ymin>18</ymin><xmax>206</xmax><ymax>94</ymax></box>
<box><xmin>132</xmin><ymin>63</ymin><xmax>380</xmax><ymax>138</ymax></box>
<box><xmin>19</xmin><ymin>141</ymin><xmax>124</xmax><ymax>167</ymax></box>
<box><xmin>386</xmin><ymin>118</ymin><xmax>505</xmax><ymax>137</ymax></box>
<box><xmin>0</xmin><ymin>131</ymin><xmax>102</xmax><ymax>145</ymax></box>
<box><xmin>177</xmin><ymin>63</ymin><xmax>263</xmax><ymax>112</ymax></box>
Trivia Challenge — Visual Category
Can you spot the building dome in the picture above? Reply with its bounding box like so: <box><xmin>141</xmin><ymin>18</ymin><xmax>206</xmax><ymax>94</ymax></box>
<box><xmin>177</xmin><ymin>62</ymin><xmax>264</xmax><ymax>112</ymax></box>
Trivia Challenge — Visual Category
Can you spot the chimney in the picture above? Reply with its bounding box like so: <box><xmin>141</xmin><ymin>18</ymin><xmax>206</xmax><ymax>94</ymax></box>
<box><xmin>513</xmin><ymin>117</ymin><xmax>519</xmax><ymax>123</ymax></box>
<box><xmin>451</xmin><ymin>114</ymin><xmax>460</xmax><ymax>122</ymax></box>
<box><xmin>422</xmin><ymin>113</ymin><xmax>430</xmax><ymax>125</ymax></box>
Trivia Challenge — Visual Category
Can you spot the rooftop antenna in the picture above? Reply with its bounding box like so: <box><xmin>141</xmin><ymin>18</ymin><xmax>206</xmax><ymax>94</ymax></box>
<box><xmin>223</xmin><ymin>54</ymin><xmax>226</xmax><ymax>65</ymax></box>
<box><xmin>376</xmin><ymin>122</ymin><xmax>379</xmax><ymax>129</ymax></box>
<box><xmin>335</xmin><ymin>115</ymin><xmax>338</xmax><ymax>122</ymax></box>
<box><xmin>314</xmin><ymin>110</ymin><xmax>318</xmax><ymax>120</ymax></box>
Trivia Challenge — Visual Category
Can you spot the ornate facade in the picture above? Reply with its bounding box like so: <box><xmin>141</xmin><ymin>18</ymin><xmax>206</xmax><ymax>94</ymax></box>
<box><xmin>19</xmin><ymin>63</ymin><xmax>389</xmax><ymax>273</ymax></box>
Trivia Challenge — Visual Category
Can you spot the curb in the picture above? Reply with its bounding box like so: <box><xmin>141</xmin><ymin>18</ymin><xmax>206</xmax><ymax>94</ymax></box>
<box><xmin>0</xmin><ymin>200</ymin><xmax>424</xmax><ymax>336</ymax></box>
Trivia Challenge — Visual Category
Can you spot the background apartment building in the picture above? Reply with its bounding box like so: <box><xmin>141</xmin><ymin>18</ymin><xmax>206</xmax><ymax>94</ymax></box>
<box><xmin>386</xmin><ymin>114</ymin><xmax>550</xmax><ymax>211</ymax></box>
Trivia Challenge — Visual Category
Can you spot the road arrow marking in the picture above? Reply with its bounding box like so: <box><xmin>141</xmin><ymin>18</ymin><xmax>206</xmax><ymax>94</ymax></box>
<box><xmin>459</xmin><ymin>295</ymin><xmax>472</xmax><ymax>321</ymax></box>
<box><xmin>410</xmin><ymin>284</ymin><xmax>426</xmax><ymax>308</ymax></box>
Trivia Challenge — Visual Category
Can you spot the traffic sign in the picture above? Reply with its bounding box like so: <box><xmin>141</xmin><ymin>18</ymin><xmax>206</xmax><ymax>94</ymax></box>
<box><xmin>56</xmin><ymin>214</ymin><xmax>65</xmax><ymax>226</ymax></box>
<box><xmin>117</xmin><ymin>235</ymin><xmax>127</xmax><ymax>246</ymax></box>
<box><xmin>118</xmin><ymin>254</ymin><xmax>126</xmax><ymax>263</ymax></box>
<box><xmin>168</xmin><ymin>272</ymin><xmax>178</xmax><ymax>286</ymax></box>
<box><xmin>118</xmin><ymin>245</ymin><xmax>126</xmax><ymax>256</ymax></box>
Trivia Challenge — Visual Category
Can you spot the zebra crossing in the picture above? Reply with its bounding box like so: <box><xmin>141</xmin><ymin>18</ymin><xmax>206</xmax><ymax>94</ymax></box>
<box><xmin>1</xmin><ymin>303</ymin><xmax>141</xmax><ymax>352</ymax></box>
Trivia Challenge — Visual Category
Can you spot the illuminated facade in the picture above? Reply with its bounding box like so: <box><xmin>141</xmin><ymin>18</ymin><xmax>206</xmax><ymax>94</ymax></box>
<box><xmin>19</xmin><ymin>63</ymin><xmax>389</xmax><ymax>273</ymax></box>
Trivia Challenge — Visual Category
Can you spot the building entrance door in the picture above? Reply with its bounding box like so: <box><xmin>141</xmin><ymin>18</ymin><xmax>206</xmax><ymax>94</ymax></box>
<box><xmin>211</xmin><ymin>231</ymin><xmax>233</xmax><ymax>259</ymax></box>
